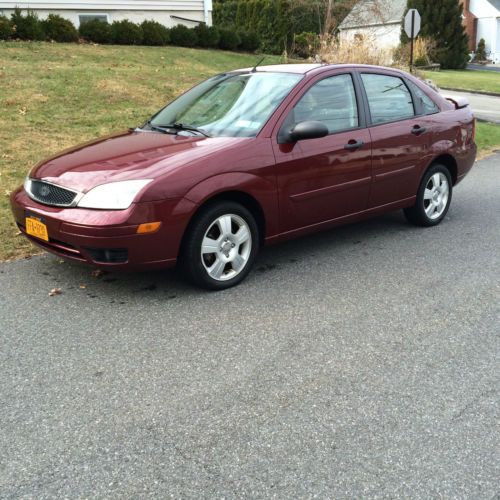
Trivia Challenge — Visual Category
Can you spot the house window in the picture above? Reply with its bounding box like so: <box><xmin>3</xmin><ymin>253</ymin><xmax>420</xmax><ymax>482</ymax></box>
<box><xmin>78</xmin><ymin>14</ymin><xmax>109</xmax><ymax>26</ymax></box>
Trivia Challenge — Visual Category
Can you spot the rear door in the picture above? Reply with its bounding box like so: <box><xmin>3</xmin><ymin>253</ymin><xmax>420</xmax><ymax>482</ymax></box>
<box><xmin>272</xmin><ymin>72</ymin><xmax>372</xmax><ymax>232</ymax></box>
<box><xmin>358</xmin><ymin>71</ymin><xmax>433</xmax><ymax>208</ymax></box>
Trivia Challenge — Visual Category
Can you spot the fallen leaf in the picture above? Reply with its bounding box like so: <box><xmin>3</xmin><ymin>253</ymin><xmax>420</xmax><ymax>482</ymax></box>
<box><xmin>48</xmin><ymin>288</ymin><xmax>62</xmax><ymax>296</ymax></box>
<box><xmin>91</xmin><ymin>269</ymin><xmax>105</xmax><ymax>278</ymax></box>
<box><xmin>79</xmin><ymin>284</ymin><xmax>87</xmax><ymax>289</ymax></box>
<box><xmin>18</xmin><ymin>107</ymin><xmax>27</xmax><ymax>115</ymax></box>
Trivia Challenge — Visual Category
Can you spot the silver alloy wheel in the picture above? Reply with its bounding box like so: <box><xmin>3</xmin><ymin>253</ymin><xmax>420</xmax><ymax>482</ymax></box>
<box><xmin>423</xmin><ymin>172</ymin><xmax>450</xmax><ymax>220</ymax></box>
<box><xmin>200</xmin><ymin>213</ymin><xmax>252</xmax><ymax>281</ymax></box>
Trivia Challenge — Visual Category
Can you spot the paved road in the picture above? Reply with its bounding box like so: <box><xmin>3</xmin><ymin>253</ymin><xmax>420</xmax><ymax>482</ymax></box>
<box><xmin>1</xmin><ymin>155</ymin><xmax>499</xmax><ymax>498</ymax></box>
<box><xmin>468</xmin><ymin>63</ymin><xmax>500</xmax><ymax>72</ymax></box>
<box><xmin>440</xmin><ymin>89</ymin><xmax>500</xmax><ymax>124</ymax></box>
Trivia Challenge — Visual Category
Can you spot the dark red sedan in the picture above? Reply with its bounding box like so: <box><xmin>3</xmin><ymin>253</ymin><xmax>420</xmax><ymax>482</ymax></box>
<box><xmin>11</xmin><ymin>64</ymin><xmax>476</xmax><ymax>289</ymax></box>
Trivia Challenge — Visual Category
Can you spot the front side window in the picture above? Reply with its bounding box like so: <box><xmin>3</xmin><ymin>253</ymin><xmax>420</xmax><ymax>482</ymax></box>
<box><xmin>406</xmin><ymin>80</ymin><xmax>440</xmax><ymax>115</ymax></box>
<box><xmin>290</xmin><ymin>74</ymin><xmax>359</xmax><ymax>134</ymax></box>
<box><xmin>149</xmin><ymin>72</ymin><xmax>303</xmax><ymax>138</ymax></box>
<box><xmin>361</xmin><ymin>73</ymin><xmax>415</xmax><ymax>124</ymax></box>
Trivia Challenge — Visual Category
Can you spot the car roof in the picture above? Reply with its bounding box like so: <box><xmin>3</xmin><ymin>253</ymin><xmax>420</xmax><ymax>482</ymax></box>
<box><xmin>234</xmin><ymin>63</ymin><xmax>406</xmax><ymax>76</ymax></box>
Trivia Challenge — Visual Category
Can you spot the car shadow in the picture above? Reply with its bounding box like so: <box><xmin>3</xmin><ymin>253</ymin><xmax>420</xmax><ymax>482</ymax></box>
<box><xmin>41</xmin><ymin>211</ymin><xmax>411</xmax><ymax>300</ymax></box>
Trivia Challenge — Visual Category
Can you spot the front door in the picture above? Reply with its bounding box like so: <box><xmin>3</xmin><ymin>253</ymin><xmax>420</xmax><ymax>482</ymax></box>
<box><xmin>272</xmin><ymin>73</ymin><xmax>372</xmax><ymax>232</ymax></box>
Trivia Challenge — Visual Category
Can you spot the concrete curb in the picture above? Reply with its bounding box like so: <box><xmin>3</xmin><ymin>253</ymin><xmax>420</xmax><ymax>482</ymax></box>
<box><xmin>440</xmin><ymin>86</ymin><xmax>500</xmax><ymax>98</ymax></box>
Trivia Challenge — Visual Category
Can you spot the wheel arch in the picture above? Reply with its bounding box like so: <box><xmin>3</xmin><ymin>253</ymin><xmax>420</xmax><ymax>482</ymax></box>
<box><xmin>427</xmin><ymin>154</ymin><xmax>458</xmax><ymax>185</ymax></box>
<box><xmin>179</xmin><ymin>190</ymin><xmax>267</xmax><ymax>257</ymax></box>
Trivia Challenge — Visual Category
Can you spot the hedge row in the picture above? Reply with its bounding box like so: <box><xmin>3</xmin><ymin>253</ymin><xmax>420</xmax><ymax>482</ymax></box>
<box><xmin>0</xmin><ymin>8</ymin><xmax>261</xmax><ymax>52</ymax></box>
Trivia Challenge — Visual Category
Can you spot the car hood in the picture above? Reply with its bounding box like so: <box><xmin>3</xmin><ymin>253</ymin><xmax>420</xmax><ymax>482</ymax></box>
<box><xmin>30</xmin><ymin>130</ymin><xmax>248</xmax><ymax>193</ymax></box>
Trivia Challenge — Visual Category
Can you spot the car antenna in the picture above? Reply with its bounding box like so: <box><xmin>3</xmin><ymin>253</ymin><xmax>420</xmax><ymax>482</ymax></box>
<box><xmin>251</xmin><ymin>56</ymin><xmax>266</xmax><ymax>73</ymax></box>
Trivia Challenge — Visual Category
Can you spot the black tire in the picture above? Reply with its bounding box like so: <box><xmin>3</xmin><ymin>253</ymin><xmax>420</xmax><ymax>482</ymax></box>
<box><xmin>404</xmin><ymin>163</ymin><xmax>453</xmax><ymax>227</ymax></box>
<box><xmin>181</xmin><ymin>201</ymin><xmax>259</xmax><ymax>290</ymax></box>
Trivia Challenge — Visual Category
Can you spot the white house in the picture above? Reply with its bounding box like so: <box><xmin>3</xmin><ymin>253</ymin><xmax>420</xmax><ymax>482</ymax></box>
<box><xmin>468</xmin><ymin>0</ymin><xmax>500</xmax><ymax>62</ymax></box>
<box><xmin>0</xmin><ymin>0</ymin><xmax>213</xmax><ymax>28</ymax></box>
<box><xmin>339</xmin><ymin>0</ymin><xmax>500</xmax><ymax>63</ymax></box>
<box><xmin>338</xmin><ymin>0</ymin><xmax>407</xmax><ymax>50</ymax></box>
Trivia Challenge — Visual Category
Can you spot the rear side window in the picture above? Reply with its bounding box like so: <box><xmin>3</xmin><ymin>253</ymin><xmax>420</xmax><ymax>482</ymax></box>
<box><xmin>406</xmin><ymin>80</ymin><xmax>440</xmax><ymax>115</ymax></box>
<box><xmin>361</xmin><ymin>73</ymin><xmax>415</xmax><ymax>124</ymax></box>
<box><xmin>292</xmin><ymin>74</ymin><xmax>359</xmax><ymax>133</ymax></box>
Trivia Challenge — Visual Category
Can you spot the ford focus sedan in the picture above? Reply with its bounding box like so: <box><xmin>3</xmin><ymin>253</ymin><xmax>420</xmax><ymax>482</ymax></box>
<box><xmin>11</xmin><ymin>64</ymin><xmax>476</xmax><ymax>289</ymax></box>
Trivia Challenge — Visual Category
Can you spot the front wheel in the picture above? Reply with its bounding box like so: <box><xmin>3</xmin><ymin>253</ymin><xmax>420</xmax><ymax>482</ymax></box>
<box><xmin>404</xmin><ymin>164</ymin><xmax>453</xmax><ymax>227</ymax></box>
<box><xmin>182</xmin><ymin>202</ymin><xmax>259</xmax><ymax>290</ymax></box>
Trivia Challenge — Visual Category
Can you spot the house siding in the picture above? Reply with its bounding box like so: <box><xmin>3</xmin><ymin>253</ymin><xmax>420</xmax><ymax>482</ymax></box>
<box><xmin>0</xmin><ymin>0</ymin><xmax>211</xmax><ymax>27</ymax></box>
<box><xmin>467</xmin><ymin>0</ymin><xmax>500</xmax><ymax>62</ymax></box>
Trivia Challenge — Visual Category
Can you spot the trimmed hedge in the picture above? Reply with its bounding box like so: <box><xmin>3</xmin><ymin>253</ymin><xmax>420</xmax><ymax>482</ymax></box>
<box><xmin>0</xmin><ymin>15</ymin><xmax>14</xmax><ymax>40</ymax></box>
<box><xmin>79</xmin><ymin>19</ymin><xmax>112</xmax><ymax>44</ymax></box>
<box><xmin>194</xmin><ymin>23</ymin><xmax>220</xmax><ymax>48</ymax></box>
<box><xmin>2</xmin><ymin>9</ymin><xmax>260</xmax><ymax>54</ymax></box>
<box><xmin>42</xmin><ymin>14</ymin><xmax>79</xmax><ymax>42</ymax></box>
<box><xmin>238</xmin><ymin>30</ymin><xmax>260</xmax><ymax>52</ymax></box>
<box><xmin>170</xmin><ymin>24</ymin><xmax>198</xmax><ymax>47</ymax></box>
<box><xmin>11</xmin><ymin>8</ymin><xmax>45</xmax><ymax>41</ymax></box>
<box><xmin>141</xmin><ymin>20</ymin><xmax>170</xmax><ymax>46</ymax></box>
<box><xmin>218</xmin><ymin>28</ymin><xmax>240</xmax><ymax>50</ymax></box>
<box><xmin>111</xmin><ymin>19</ymin><xmax>143</xmax><ymax>45</ymax></box>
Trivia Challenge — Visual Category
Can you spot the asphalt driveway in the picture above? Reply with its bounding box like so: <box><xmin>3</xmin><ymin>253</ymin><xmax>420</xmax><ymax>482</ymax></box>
<box><xmin>0</xmin><ymin>154</ymin><xmax>499</xmax><ymax>498</ymax></box>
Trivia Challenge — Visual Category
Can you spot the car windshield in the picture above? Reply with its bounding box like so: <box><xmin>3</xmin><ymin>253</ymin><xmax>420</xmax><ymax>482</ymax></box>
<box><xmin>148</xmin><ymin>72</ymin><xmax>303</xmax><ymax>138</ymax></box>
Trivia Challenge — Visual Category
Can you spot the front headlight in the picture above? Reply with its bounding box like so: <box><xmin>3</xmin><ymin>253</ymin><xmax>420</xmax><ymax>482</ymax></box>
<box><xmin>77</xmin><ymin>180</ymin><xmax>153</xmax><ymax>210</ymax></box>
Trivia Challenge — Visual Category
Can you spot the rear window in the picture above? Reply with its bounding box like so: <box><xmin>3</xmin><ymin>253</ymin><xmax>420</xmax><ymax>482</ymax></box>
<box><xmin>361</xmin><ymin>73</ymin><xmax>415</xmax><ymax>124</ymax></box>
<box><xmin>406</xmin><ymin>80</ymin><xmax>440</xmax><ymax>115</ymax></box>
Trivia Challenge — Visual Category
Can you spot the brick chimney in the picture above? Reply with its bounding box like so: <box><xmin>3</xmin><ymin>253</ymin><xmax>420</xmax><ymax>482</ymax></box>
<box><xmin>460</xmin><ymin>0</ymin><xmax>478</xmax><ymax>51</ymax></box>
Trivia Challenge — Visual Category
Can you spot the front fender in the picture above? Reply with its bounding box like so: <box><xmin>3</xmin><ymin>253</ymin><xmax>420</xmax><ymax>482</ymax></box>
<box><xmin>183</xmin><ymin>172</ymin><xmax>279</xmax><ymax>238</ymax></box>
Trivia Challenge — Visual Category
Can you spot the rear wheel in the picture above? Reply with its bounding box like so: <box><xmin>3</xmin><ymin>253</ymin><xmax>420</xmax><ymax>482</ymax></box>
<box><xmin>404</xmin><ymin>164</ymin><xmax>452</xmax><ymax>227</ymax></box>
<box><xmin>182</xmin><ymin>201</ymin><xmax>259</xmax><ymax>290</ymax></box>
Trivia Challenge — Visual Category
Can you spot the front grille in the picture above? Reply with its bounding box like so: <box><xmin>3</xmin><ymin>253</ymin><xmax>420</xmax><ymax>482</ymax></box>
<box><xmin>26</xmin><ymin>179</ymin><xmax>78</xmax><ymax>207</ymax></box>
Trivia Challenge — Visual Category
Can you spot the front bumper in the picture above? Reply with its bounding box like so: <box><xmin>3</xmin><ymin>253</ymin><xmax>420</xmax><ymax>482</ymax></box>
<box><xmin>10</xmin><ymin>187</ymin><xmax>195</xmax><ymax>270</ymax></box>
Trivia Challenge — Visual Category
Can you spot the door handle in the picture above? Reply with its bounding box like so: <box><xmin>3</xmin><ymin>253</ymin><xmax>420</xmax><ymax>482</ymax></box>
<box><xmin>411</xmin><ymin>125</ymin><xmax>427</xmax><ymax>135</ymax></box>
<box><xmin>344</xmin><ymin>140</ymin><xmax>364</xmax><ymax>151</ymax></box>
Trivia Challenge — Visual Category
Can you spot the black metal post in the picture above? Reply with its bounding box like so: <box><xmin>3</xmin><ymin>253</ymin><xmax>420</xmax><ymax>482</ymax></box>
<box><xmin>409</xmin><ymin>10</ymin><xmax>415</xmax><ymax>73</ymax></box>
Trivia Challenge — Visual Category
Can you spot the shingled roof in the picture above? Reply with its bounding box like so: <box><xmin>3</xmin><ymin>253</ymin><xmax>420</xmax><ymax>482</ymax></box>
<box><xmin>339</xmin><ymin>0</ymin><xmax>407</xmax><ymax>30</ymax></box>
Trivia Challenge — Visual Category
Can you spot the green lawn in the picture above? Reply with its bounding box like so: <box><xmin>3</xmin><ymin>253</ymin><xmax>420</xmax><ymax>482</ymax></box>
<box><xmin>421</xmin><ymin>69</ymin><xmax>500</xmax><ymax>94</ymax></box>
<box><xmin>0</xmin><ymin>43</ymin><xmax>499</xmax><ymax>261</ymax></box>
<box><xmin>476</xmin><ymin>121</ymin><xmax>500</xmax><ymax>158</ymax></box>
<box><xmin>0</xmin><ymin>42</ymin><xmax>284</xmax><ymax>261</ymax></box>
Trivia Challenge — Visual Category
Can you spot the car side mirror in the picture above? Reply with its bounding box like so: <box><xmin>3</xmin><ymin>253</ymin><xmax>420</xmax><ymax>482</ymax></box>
<box><xmin>279</xmin><ymin>121</ymin><xmax>329</xmax><ymax>144</ymax></box>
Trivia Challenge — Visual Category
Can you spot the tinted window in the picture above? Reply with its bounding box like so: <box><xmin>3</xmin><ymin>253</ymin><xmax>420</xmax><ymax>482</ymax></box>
<box><xmin>292</xmin><ymin>74</ymin><xmax>359</xmax><ymax>133</ymax></box>
<box><xmin>406</xmin><ymin>80</ymin><xmax>440</xmax><ymax>115</ymax></box>
<box><xmin>361</xmin><ymin>73</ymin><xmax>415</xmax><ymax>124</ymax></box>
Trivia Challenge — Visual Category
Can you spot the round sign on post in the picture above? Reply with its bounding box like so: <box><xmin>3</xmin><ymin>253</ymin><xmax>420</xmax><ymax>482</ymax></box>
<box><xmin>404</xmin><ymin>8</ymin><xmax>421</xmax><ymax>73</ymax></box>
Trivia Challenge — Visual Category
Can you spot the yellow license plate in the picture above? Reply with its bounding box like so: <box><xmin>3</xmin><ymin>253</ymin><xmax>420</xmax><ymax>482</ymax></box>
<box><xmin>25</xmin><ymin>217</ymin><xmax>49</xmax><ymax>242</ymax></box>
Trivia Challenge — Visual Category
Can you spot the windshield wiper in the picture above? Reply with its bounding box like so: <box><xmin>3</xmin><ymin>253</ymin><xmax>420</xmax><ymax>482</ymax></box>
<box><xmin>159</xmin><ymin>122</ymin><xmax>211</xmax><ymax>137</ymax></box>
<box><xmin>143</xmin><ymin>120</ymin><xmax>176</xmax><ymax>135</ymax></box>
